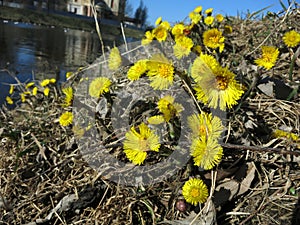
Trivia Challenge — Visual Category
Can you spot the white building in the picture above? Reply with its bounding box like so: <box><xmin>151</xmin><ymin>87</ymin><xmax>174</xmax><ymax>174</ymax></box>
<box><xmin>67</xmin><ymin>0</ymin><xmax>125</xmax><ymax>18</ymax></box>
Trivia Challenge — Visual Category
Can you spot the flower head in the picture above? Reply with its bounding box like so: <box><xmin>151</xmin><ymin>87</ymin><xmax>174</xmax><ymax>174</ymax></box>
<box><xmin>127</xmin><ymin>60</ymin><xmax>148</xmax><ymax>81</ymax></box>
<box><xmin>6</xmin><ymin>96</ymin><xmax>13</xmax><ymax>105</ymax></box>
<box><xmin>147</xmin><ymin>54</ymin><xmax>174</xmax><ymax>90</ymax></box>
<box><xmin>194</xmin><ymin>66</ymin><xmax>244</xmax><ymax>110</ymax></box>
<box><xmin>108</xmin><ymin>47</ymin><xmax>122</xmax><ymax>70</ymax></box>
<box><xmin>191</xmin><ymin>54</ymin><xmax>219</xmax><ymax>83</ymax></box>
<box><xmin>283</xmin><ymin>30</ymin><xmax>300</xmax><ymax>48</ymax></box>
<box><xmin>203</xmin><ymin>28</ymin><xmax>225</xmax><ymax>52</ymax></box>
<box><xmin>148</xmin><ymin>115</ymin><xmax>165</xmax><ymax>125</ymax></box>
<box><xmin>215</xmin><ymin>14</ymin><xmax>224</xmax><ymax>22</ymax></box>
<box><xmin>62</xmin><ymin>86</ymin><xmax>73</xmax><ymax>107</ymax></box>
<box><xmin>204</xmin><ymin>16</ymin><xmax>214</xmax><ymax>25</ymax></box>
<box><xmin>194</xmin><ymin>6</ymin><xmax>203</xmax><ymax>13</ymax></box>
<box><xmin>9</xmin><ymin>85</ymin><xmax>14</xmax><ymax>94</ymax></box>
<box><xmin>190</xmin><ymin>137</ymin><xmax>223</xmax><ymax>170</ymax></box>
<box><xmin>89</xmin><ymin>77</ymin><xmax>111</xmax><ymax>98</ymax></box>
<box><xmin>152</xmin><ymin>25</ymin><xmax>168</xmax><ymax>42</ymax></box>
<box><xmin>32</xmin><ymin>87</ymin><xmax>38</xmax><ymax>96</ymax></box>
<box><xmin>41</xmin><ymin>79</ymin><xmax>50</xmax><ymax>87</ymax></box>
<box><xmin>254</xmin><ymin>46</ymin><xmax>279</xmax><ymax>70</ymax></box>
<box><xmin>142</xmin><ymin>31</ymin><xmax>154</xmax><ymax>45</ymax></box>
<box><xmin>189</xmin><ymin>12</ymin><xmax>201</xmax><ymax>24</ymax></box>
<box><xmin>155</xmin><ymin>17</ymin><xmax>162</xmax><ymax>26</ymax></box>
<box><xmin>172</xmin><ymin>23</ymin><xmax>185</xmax><ymax>37</ymax></box>
<box><xmin>59</xmin><ymin>111</ymin><xmax>73</xmax><ymax>126</ymax></box>
<box><xmin>205</xmin><ymin>8</ymin><xmax>213</xmax><ymax>15</ymax></box>
<box><xmin>224</xmin><ymin>25</ymin><xmax>233</xmax><ymax>34</ymax></box>
<box><xmin>123</xmin><ymin>123</ymin><xmax>160</xmax><ymax>165</ymax></box>
<box><xmin>182</xmin><ymin>178</ymin><xmax>208</xmax><ymax>205</ymax></box>
<box><xmin>188</xmin><ymin>112</ymin><xmax>223</xmax><ymax>141</ymax></box>
<box><xmin>44</xmin><ymin>87</ymin><xmax>50</xmax><ymax>96</ymax></box>
<box><xmin>173</xmin><ymin>36</ymin><xmax>194</xmax><ymax>59</ymax></box>
<box><xmin>157</xmin><ymin>95</ymin><xmax>183</xmax><ymax>122</ymax></box>
<box><xmin>25</xmin><ymin>82</ymin><xmax>35</xmax><ymax>89</ymax></box>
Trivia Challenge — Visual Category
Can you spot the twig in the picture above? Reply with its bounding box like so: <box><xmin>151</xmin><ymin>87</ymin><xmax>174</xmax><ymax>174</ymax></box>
<box><xmin>221</xmin><ymin>143</ymin><xmax>300</xmax><ymax>156</ymax></box>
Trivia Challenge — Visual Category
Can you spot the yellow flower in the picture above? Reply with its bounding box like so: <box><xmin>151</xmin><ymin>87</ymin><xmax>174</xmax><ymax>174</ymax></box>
<box><xmin>182</xmin><ymin>178</ymin><xmax>208</xmax><ymax>205</ymax></box>
<box><xmin>108</xmin><ymin>47</ymin><xmax>122</xmax><ymax>70</ymax></box>
<box><xmin>155</xmin><ymin>16</ymin><xmax>162</xmax><ymax>26</ymax></box>
<box><xmin>191</xmin><ymin>54</ymin><xmax>220</xmax><ymax>83</ymax></box>
<box><xmin>89</xmin><ymin>77</ymin><xmax>111</xmax><ymax>98</ymax></box>
<box><xmin>20</xmin><ymin>93</ymin><xmax>26</xmax><ymax>102</ymax></box>
<box><xmin>172</xmin><ymin>23</ymin><xmax>185</xmax><ymax>37</ymax></box>
<box><xmin>32</xmin><ymin>87</ymin><xmax>38</xmax><ymax>96</ymax></box>
<box><xmin>205</xmin><ymin>8</ymin><xmax>213</xmax><ymax>15</ymax></box>
<box><xmin>44</xmin><ymin>87</ymin><xmax>50</xmax><ymax>96</ymax></box>
<box><xmin>194</xmin><ymin>6</ymin><xmax>203</xmax><ymax>13</ymax></box>
<box><xmin>148</xmin><ymin>115</ymin><xmax>165</xmax><ymax>125</ymax></box>
<box><xmin>59</xmin><ymin>111</ymin><xmax>73</xmax><ymax>126</ymax></box>
<box><xmin>189</xmin><ymin>12</ymin><xmax>201</xmax><ymax>24</ymax></box>
<box><xmin>157</xmin><ymin>95</ymin><xmax>183</xmax><ymax>122</ymax></box>
<box><xmin>191</xmin><ymin>137</ymin><xmax>223</xmax><ymax>170</ymax></box>
<box><xmin>9</xmin><ymin>85</ymin><xmax>14</xmax><ymax>94</ymax></box>
<box><xmin>66</xmin><ymin>71</ymin><xmax>73</xmax><ymax>79</ymax></box>
<box><xmin>25</xmin><ymin>82</ymin><xmax>35</xmax><ymax>89</ymax></box>
<box><xmin>152</xmin><ymin>25</ymin><xmax>168</xmax><ymax>42</ymax></box>
<box><xmin>215</xmin><ymin>14</ymin><xmax>224</xmax><ymax>22</ymax></box>
<box><xmin>203</xmin><ymin>28</ymin><xmax>225</xmax><ymax>52</ymax></box>
<box><xmin>40</xmin><ymin>79</ymin><xmax>50</xmax><ymax>87</ymax></box>
<box><xmin>283</xmin><ymin>30</ymin><xmax>300</xmax><ymax>48</ymax></box>
<box><xmin>173</xmin><ymin>36</ymin><xmax>194</xmax><ymax>59</ymax></box>
<box><xmin>123</xmin><ymin>123</ymin><xmax>160</xmax><ymax>165</ymax></box>
<box><xmin>142</xmin><ymin>31</ymin><xmax>154</xmax><ymax>45</ymax></box>
<box><xmin>50</xmin><ymin>78</ymin><xmax>56</xmax><ymax>84</ymax></box>
<box><xmin>254</xmin><ymin>46</ymin><xmax>279</xmax><ymax>70</ymax></box>
<box><xmin>204</xmin><ymin>16</ymin><xmax>214</xmax><ymax>25</ymax></box>
<box><xmin>62</xmin><ymin>86</ymin><xmax>73</xmax><ymax>107</ymax></box>
<box><xmin>147</xmin><ymin>54</ymin><xmax>174</xmax><ymax>90</ymax></box>
<box><xmin>224</xmin><ymin>25</ymin><xmax>233</xmax><ymax>34</ymax></box>
<box><xmin>6</xmin><ymin>96</ymin><xmax>13</xmax><ymax>105</ymax></box>
<box><xmin>188</xmin><ymin>112</ymin><xmax>223</xmax><ymax>141</ymax></box>
<box><xmin>273</xmin><ymin>129</ymin><xmax>298</xmax><ymax>141</ymax></box>
<box><xmin>127</xmin><ymin>60</ymin><xmax>148</xmax><ymax>81</ymax></box>
<box><xmin>161</xmin><ymin>21</ymin><xmax>171</xmax><ymax>30</ymax></box>
<box><xmin>194</xmin><ymin>66</ymin><xmax>244</xmax><ymax>110</ymax></box>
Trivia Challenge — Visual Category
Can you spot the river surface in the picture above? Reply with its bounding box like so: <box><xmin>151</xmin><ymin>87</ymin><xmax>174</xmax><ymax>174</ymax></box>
<box><xmin>0</xmin><ymin>20</ymin><xmax>119</xmax><ymax>105</ymax></box>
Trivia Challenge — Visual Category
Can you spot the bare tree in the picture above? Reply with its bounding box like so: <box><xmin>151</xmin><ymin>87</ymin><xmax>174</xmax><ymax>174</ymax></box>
<box><xmin>134</xmin><ymin>0</ymin><xmax>148</xmax><ymax>27</ymax></box>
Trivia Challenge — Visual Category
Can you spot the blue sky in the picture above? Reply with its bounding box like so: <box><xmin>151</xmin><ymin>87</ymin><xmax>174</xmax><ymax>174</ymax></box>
<box><xmin>128</xmin><ymin>0</ymin><xmax>294</xmax><ymax>25</ymax></box>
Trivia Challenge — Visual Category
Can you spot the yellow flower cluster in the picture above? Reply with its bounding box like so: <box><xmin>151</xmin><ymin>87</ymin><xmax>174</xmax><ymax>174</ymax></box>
<box><xmin>127</xmin><ymin>54</ymin><xmax>174</xmax><ymax>90</ymax></box>
<box><xmin>188</xmin><ymin>112</ymin><xmax>224</xmax><ymax>170</ymax></box>
<box><xmin>5</xmin><ymin>78</ymin><xmax>57</xmax><ymax>105</ymax></box>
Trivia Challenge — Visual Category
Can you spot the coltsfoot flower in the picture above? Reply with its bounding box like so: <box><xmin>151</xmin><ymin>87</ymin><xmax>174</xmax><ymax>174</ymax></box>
<box><xmin>254</xmin><ymin>46</ymin><xmax>279</xmax><ymax>70</ymax></box>
<box><xmin>182</xmin><ymin>178</ymin><xmax>209</xmax><ymax>205</ymax></box>
<box><xmin>59</xmin><ymin>111</ymin><xmax>73</xmax><ymax>126</ymax></box>
<box><xmin>123</xmin><ymin>123</ymin><xmax>160</xmax><ymax>165</ymax></box>
<box><xmin>89</xmin><ymin>77</ymin><xmax>111</xmax><ymax>98</ymax></box>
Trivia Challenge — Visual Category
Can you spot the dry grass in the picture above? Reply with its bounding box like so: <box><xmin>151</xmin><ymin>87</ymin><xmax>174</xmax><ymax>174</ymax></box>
<box><xmin>1</xmin><ymin>3</ymin><xmax>300</xmax><ymax>225</ymax></box>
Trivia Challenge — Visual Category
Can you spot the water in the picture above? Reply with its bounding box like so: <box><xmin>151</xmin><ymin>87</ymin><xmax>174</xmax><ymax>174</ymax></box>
<box><xmin>0</xmin><ymin>20</ymin><xmax>118</xmax><ymax>105</ymax></box>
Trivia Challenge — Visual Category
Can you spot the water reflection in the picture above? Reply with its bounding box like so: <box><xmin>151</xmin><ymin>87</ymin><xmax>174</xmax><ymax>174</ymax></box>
<box><xmin>0</xmin><ymin>20</ymin><xmax>115</xmax><ymax>105</ymax></box>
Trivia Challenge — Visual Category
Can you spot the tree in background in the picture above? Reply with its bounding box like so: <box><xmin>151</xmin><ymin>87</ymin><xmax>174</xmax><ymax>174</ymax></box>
<box><xmin>124</xmin><ymin>0</ymin><xmax>133</xmax><ymax>17</ymax></box>
<box><xmin>134</xmin><ymin>0</ymin><xmax>148</xmax><ymax>28</ymax></box>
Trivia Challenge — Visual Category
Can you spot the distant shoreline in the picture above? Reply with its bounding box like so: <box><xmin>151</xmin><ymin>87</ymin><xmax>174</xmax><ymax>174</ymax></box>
<box><xmin>0</xmin><ymin>6</ymin><xmax>144</xmax><ymax>39</ymax></box>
